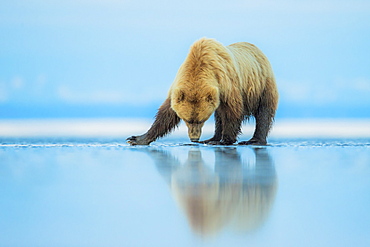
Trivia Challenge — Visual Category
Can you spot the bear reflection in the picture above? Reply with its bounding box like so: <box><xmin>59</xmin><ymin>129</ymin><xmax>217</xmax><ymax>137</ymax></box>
<box><xmin>147</xmin><ymin>147</ymin><xmax>277</xmax><ymax>237</ymax></box>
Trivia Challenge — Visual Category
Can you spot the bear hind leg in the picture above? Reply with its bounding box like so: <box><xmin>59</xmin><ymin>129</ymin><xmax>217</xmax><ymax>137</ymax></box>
<box><xmin>239</xmin><ymin>105</ymin><xmax>274</xmax><ymax>146</ymax></box>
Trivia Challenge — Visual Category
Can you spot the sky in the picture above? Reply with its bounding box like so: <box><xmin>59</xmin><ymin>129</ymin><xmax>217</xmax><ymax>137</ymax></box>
<box><xmin>1</xmin><ymin>0</ymin><xmax>370</xmax><ymax>119</ymax></box>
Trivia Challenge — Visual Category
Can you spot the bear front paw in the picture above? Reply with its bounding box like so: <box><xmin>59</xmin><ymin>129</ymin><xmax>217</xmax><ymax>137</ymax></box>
<box><xmin>204</xmin><ymin>140</ymin><xmax>234</xmax><ymax>145</ymax></box>
<box><xmin>205</xmin><ymin>140</ymin><xmax>222</xmax><ymax>145</ymax></box>
<box><xmin>199</xmin><ymin>137</ymin><xmax>220</xmax><ymax>144</ymax></box>
<box><xmin>127</xmin><ymin>135</ymin><xmax>151</xmax><ymax>145</ymax></box>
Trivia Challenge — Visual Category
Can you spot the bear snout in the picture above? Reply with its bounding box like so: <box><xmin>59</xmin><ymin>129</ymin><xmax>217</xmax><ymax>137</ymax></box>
<box><xmin>185</xmin><ymin>122</ymin><xmax>204</xmax><ymax>142</ymax></box>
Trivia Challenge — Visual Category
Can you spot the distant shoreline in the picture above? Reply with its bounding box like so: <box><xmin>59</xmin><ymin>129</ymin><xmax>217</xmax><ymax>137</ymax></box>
<box><xmin>0</xmin><ymin>118</ymin><xmax>370</xmax><ymax>138</ymax></box>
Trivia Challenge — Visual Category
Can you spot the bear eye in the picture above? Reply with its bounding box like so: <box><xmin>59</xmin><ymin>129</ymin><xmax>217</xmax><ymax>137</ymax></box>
<box><xmin>187</xmin><ymin>120</ymin><xmax>203</xmax><ymax>124</ymax></box>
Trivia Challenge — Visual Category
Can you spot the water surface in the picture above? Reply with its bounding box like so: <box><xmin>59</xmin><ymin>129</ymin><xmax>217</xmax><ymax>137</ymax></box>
<box><xmin>1</xmin><ymin>138</ymin><xmax>369</xmax><ymax>247</ymax></box>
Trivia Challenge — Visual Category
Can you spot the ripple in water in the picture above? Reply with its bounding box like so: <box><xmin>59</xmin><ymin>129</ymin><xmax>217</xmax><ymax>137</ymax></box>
<box><xmin>1</xmin><ymin>138</ymin><xmax>369</xmax><ymax>149</ymax></box>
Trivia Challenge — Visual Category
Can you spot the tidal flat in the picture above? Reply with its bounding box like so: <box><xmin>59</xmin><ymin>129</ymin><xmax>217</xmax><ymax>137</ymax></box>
<box><xmin>0</xmin><ymin>138</ymin><xmax>369</xmax><ymax>247</ymax></box>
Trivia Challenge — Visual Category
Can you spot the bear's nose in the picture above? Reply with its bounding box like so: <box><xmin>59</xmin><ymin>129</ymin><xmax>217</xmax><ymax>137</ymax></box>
<box><xmin>185</xmin><ymin>122</ymin><xmax>204</xmax><ymax>143</ymax></box>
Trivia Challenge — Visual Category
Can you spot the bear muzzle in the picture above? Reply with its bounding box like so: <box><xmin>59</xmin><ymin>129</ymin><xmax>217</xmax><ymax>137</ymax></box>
<box><xmin>185</xmin><ymin>122</ymin><xmax>204</xmax><ymax>142</ymax></box>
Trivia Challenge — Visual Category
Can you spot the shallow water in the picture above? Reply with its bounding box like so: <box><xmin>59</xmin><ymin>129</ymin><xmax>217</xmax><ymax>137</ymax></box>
<box><xmin>1</xmin><ymin>138</ymin><xmax>369</xmax><ymax>247</ymax></box>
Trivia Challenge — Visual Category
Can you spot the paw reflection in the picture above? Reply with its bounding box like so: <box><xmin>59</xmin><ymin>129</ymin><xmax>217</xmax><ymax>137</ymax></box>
<box><xmin>146</xmin><ymin>147</ymin><xmax>277</xmax><ymax>236</ymax></box>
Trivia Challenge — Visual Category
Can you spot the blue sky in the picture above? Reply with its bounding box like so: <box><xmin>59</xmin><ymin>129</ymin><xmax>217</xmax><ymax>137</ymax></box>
<box><xmin>1</xmin><ymin>0</ymin><xmax>370</xmax><ymax>118</ymax></box>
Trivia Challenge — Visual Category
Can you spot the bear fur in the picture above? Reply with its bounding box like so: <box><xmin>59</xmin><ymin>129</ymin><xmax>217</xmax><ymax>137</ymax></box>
<box><xmin>127</xmin><ymin>38</ymin><xmax>278</xmax><ymax>145</ymax></box>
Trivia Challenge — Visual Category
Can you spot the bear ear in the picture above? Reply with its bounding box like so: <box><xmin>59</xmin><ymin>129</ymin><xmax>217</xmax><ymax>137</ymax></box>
<box><xmin>176</xmin><ymin>89</ymin><xmax>185</xmax><ymax>103</ymax></box>
<box><xmin>206</xmin><ymin>93</ymin><xmax>213</xmax><ymax>102</ymax></box>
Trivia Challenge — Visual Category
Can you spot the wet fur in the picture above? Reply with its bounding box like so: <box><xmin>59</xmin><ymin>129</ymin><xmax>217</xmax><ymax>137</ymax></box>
<box><xmin>127</xmin><ymin>38</ymin><xmax>278</xmax><ymax>145</ymax></box>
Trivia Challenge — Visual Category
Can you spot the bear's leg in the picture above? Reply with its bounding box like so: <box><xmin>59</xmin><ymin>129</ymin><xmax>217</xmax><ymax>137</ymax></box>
<box><xmin>239</xmin><ymin>106</ymin><xmax>274</xmax><ymax>146</ymax></box>
<box><xmin>220</xmin><ymin>113</ymin><xmax>242</xmax><ymax>145</ymax></box>
<box><xmin>127</xmin><ymin>98</ymin><xmax>181</xmax><ymax>145</ymax></box>
<box><xmin>200</xmin><ymin>109</ymin><xmax>222</xmax><ymax>144</ymax></box>
<box><xmin>204</xmin><ymin>104</ymin><xmax>242</xmax><ymax>145</ymax></box>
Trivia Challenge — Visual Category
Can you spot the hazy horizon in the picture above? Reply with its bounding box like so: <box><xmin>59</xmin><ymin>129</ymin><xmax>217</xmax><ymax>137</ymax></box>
<box><xmin>1</xmin><ymin>0</ymin><xmax>370</xmax><ymax>119</ymax></box>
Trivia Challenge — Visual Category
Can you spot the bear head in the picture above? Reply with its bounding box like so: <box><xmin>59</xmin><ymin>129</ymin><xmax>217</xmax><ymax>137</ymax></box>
<box><xmin>171</xmin><ymin>85</ymin><xmax>220</xmax><ymax>142</ymax></box>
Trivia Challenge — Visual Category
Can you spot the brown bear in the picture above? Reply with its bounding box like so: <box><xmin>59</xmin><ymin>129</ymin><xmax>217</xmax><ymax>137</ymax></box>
<box><xmin>127</xmin><ymin>38</ymin><xmax>278</xmax><ymax>145</ymax></box>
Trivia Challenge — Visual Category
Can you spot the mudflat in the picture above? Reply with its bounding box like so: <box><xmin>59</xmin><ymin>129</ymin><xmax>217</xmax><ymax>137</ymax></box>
<box><xmin>0</xmin><ymin>138</ymin><xmax>369</xmax><ymax>247</ymax></box>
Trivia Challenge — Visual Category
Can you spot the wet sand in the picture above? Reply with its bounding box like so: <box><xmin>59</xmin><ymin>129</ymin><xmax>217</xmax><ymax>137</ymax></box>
<box><xmin>0</xmin><ymin>137</ymin><xmax>369</xmax><ymax>247</ymax></box>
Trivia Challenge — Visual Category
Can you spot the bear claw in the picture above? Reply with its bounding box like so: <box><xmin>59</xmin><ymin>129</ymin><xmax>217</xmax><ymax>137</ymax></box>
<box><xmin>126</xmin><ymin>136</ymin><xmax>138</xmax><ymax>145</ymax></box>
<box><xmin>127</xmin><ymin>135</ymin><xmax>151</xmax><ymax>145</ymax></box>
